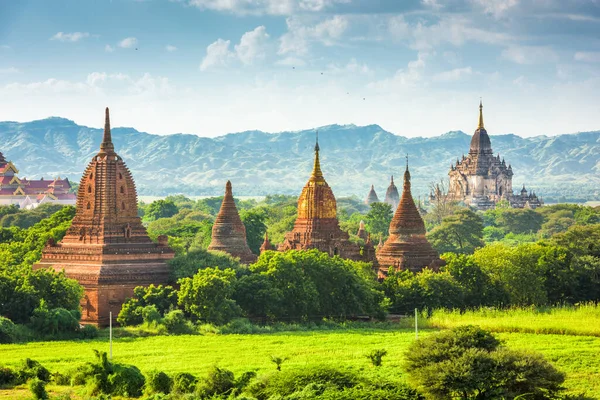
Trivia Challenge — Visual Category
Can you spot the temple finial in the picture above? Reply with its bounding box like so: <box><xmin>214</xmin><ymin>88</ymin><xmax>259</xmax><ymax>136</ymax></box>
<box><xmin>478</xmin><ymin>98</ymin><xmax>484</xmax><ymax>129</ymax></box>
<box><xmin>100</xmin><ymin>107</ymin><xmax>114</xmax><ymax>153</ymax></box>
<box><xmin>391</xmin><ymin>175</ymin><xmax>394</xmax><ymax>185</ymax></box>
<box><xmin>406</xmin><ymin>153</ymin><xmax>409</xmax><ymax>171</ymax></box>
<box><xmin>311</xmin><ymin>130</ymin><xmax>323</xmax><ymax>179</ymax></box>
<box><xmin>226</xmin><ymin>180</ymin><xmax>232</xmax><ymax>195</ymax></box>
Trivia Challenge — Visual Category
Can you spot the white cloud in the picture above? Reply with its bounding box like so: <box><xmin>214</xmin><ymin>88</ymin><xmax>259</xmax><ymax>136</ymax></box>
<box><xmin>0</xmin><ymin>67</ymin><xmax>21</xmax><ymax>74</ymax></box>
<box><xmin>200</xmin><ymin>26</ymin><xmax>271</xmax><ymax>71</ymax></box>
<box><xmin>278</xmin><ymin>15</ymin><xmax>348</xmax><ymax>57</ymax></box>
<box><xmin>369</xmin><ymin>52</ymin><xmax>430</xmax><ymax>89</ymax></box>
<box><xmin>166</xmin><ymin>45</ymin><xmax>178</xmax><ymax>52</ymax></box>
<box><xmin>234</xmin><ymin>26</ymin><xmax>270</xmax><ymax>65</ymax></box>
<box><xmin>470</xmin><ymin>0</ymin><xmax>519</xmax><ymax>17</ymax></box>
<box><xmin>185</xmin><ymin>0</ymin><xmax>348</xmax><ymax>15</ymax></box>
<box><xmin>574</xmin><ymin>52</ymin><xmax>600</xmax><ymax>63</ymax></box>
<box><xmin>432</xmin><ymin>66</ymin><xmax>473</xmax><ymax>82</ymax></box>
<box><xmin>105</xmin><ymin>44</ymin><xmax>115</xmax><ymax>53</ymax></box>
<box><xmin>50</xmin><ymin>32</ymin><xmax>90</xmax><ymax>42</ymax></box>
<box><xmin>200</xmin><ymin>39</ymin><xmax>234</xmax><ymax>71</ymax></box>
<box><xmin>328</xmin><ymin>58</ymin><xmax>371</xmax><ymax>74</ymax></box>
<box><xmin>118</xmin><ymin>37</ymin><xmax>138</xmax><ymax>49</ymax></box>
<box><xmin>276</xmin><ymin>56</ymin><xmax>307</xmax><ymax>67</ymax></box>
<box><xmin>501</xmin><ymin>46</ymin><xmax>558</xmax><ymax>65</ymax></box>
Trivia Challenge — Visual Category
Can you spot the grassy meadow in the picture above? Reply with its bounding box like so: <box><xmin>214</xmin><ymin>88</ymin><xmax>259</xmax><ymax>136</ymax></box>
<box><xmin>2</xmin><ymin>326</ymin><xmax>600</xmax><ymax>398</ymax></box>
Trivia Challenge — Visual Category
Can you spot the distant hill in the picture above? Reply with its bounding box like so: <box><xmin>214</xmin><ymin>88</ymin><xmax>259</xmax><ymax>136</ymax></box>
<box><xmin>0</xmin><ymin>117</ymin><xmax>598</xmax><ymax>201</ymax></box>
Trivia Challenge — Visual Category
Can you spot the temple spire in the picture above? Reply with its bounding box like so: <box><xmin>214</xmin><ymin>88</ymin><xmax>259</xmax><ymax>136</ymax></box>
<box><xmin>100</xmin><ymin>107</ymin><xmax>114</xmax><ymax>154</ymax></box>
<box><xmin>311</xmin><ymin>130</ymin><xmax>323</xmax><ymax>179</ymax></box>
<box><xmin>403</xmin><ymin>155</ymin><xmax>411</xmax><ymax>190</ymax></box>
<box><xmin>478</xmin><ymin>99</ymin><xmax>484</xmax><ymax>129</ymax></box>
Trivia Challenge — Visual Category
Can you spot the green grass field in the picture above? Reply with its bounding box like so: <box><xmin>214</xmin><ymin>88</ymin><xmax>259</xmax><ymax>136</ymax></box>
<box><xmin>2</xmin><ymin>327</ymin><xmax>600</xmax><ymax>398</ymax></box>
<box><xmin>424</xmin><ymin>303</ymin><xmax>600</xmax><ymax>336</ymax></box>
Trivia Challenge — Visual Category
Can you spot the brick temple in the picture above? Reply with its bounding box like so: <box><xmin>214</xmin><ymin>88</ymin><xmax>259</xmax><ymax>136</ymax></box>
<box><xmin>207</xmin><ymin>180</ymin><xmax>256</xmax><ymax>264</ymax></box>
<box><xmin>278</xmin><ymin>135</ymin><xmax>376</xmax><ymax>264</ymax></box>
<box><xmin>377</xmin><ymin>160</ymin><xmax>443</xmax><ymax>277</ymax></box>
<box><xmin>34</xmin><ymin>108</ymin><xmax>174</xmax><ymax>326</ymax></box>
<box><xmin>384</xmin><ymin>176</ymin><xmax>400</xmax><ymax>211</ymax></box>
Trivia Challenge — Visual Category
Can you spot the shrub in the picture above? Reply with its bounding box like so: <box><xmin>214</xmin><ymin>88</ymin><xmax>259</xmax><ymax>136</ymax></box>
<box><xmin>142</xmin><ymin>305</ymin><xmax>162</xmax><ymax>324</ymax></box>
<box><xmin>0</xmin><ymin>367</ymin><xmax>16</xmax><ymax>386</ymax></box>
<box><xmin>146</xmin><ymin>370</ymin><xmax>172</xmax><ymax>394</ymax></box>
<box><xmin>366</xmin><ymin>349</ymin><xmax>387</xmax><ymax>367</ymax></box>
<box><xmin>108</xmin><ymin>364</ymin><xmax>145</xmax><ymax>397</ymax></box>
<box><xmin>80</xmin><ymin>324</ymin><xmax>99</xmax><ymax>339</ymax></box>
<box><xmin>16</xmin><ymin>359</ymin><xmax>51</xmax><ymax>383</ymax></box>
<box><xmin>162</xmin><ymin>309</ymin><xmax>194</xmax><ymax>335</ymax></box>
<box><xmin>0</xmin><ymin>316</ymin><xmax>16</xmax><ymax>344</ymax></box>
<box><xmin>172</xmin><ymin>372</ymin><xmax>197</xmax><ymax>394</ymax></box>
<box><xmin>30</xmin><ymin>303</ymin><xmax>80</xmax><ymax>335</ymax></box>
<box><xmin>196</xmin><ymin>366</ymin><xmax>236</xmax><ymax>398</ymax></box>
<box><xmin>52</xmin><ymin>371</ymin><xmax>70</xmax><ymax>385</ymax></box>
<box><xmin>270</xmin><ymin>355</ymin><xmax>288</xmax><ymax>371</ymax></box>
<box><xmin>405</xmin><ymin>325</ymin><xmax>565</xmax><ymax>399</ymax></box>
<box><xmin>29</xmin><ymin>378</ymin><xmax>48</xmax><ymax>399</ymax></box>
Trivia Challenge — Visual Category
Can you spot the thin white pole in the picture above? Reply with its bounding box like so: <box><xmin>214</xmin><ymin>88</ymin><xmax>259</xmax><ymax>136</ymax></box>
<box><xmin>415</xmin><ymin>308</ymin><xmax>418</xmax><ymax>339</ymax></box>
<box><xmin>109</xmin><ymin>311</ymin><xmax>113</xmax><ymax>360</ymax></box>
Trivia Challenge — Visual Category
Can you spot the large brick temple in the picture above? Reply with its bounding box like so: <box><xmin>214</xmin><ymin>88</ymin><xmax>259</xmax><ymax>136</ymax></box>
<box><xmin>34</xmin><ymin>108</ymin><xmax>174</xmax><ymax>326</ymax></box>
<box><xmin>376</xmin><ymin>160</ymin><xmax>443</xmax><ymax>277</ymax></box>
<box><xmin>207</xmin><ymin>180</ymin><xmax>256</xmax><ymax>264</ymax></box>
<box><xmin>278</xmin><ymin>135</ymin><xmax>376</xmax><ymax>264</ymax></box>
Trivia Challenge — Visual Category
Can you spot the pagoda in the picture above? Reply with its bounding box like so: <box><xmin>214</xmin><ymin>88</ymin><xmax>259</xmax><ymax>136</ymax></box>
<box><xmin>278</xmin><ymin>135</ymin><xmax>370</xmax><ymax>263</ymax></box>
<box><xmin>377</xmin><ymin>158</ymin><xmax>443</xmax><ymax>277</ymax></box>
<box><xmin>34</xmin><ymin>108</ymin><xmax>174</xmax><ymax>326</ymax></box>
<box><xmin>384</xmin><ymin>176</ymin><xmax>400</xmax><ymax>211</ymax></box>
<box><xmin>438</xmin><ymin>101</ymin><xmax>542</xmax><ymax>210</ymax></box>
<box><xmin>259</xmin><ymin>232</ymin><xmax>273</xmax><ymax>253</ymax></box>
<box><xmin>365</xmin><ymin>185</ymin><xmax>379</xmax><ymax>205</ymax></box>
<box><xmin>207</xmin><ymin>181</ymin><xmax>256</xmax><ymax>264</ymax></box>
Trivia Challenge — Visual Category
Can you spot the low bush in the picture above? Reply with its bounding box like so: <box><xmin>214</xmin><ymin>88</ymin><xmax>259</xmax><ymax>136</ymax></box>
<box><xmin>108</xmin><ymin>364</ymin><xmax>145</xmax><ymax>397</ymax></box>
<box><xmin>366</xmin><ymin>349</ymin><xmax>387</xmax><ymax>367</ymax></box>
<box><xmin>196</xmin><ymin>366</ymin><xmax>236</xmax><ymax>398</ymax></box>
<box><xmin>80</xmin><ymin>324</ymin><xmax>99</xmax><ymax>339</ymax></box>
<box><xmin>0</xmin><ymin>316</ymin><xmax>16</xmax><ymax>343</ymax></box>
<box><xmin>16</xmin><ymin>359</ymin><xmax>51</xmax><ymax>383</ymax></box>
<box><xmin>29</xmin><ymin>378</ymin><xmax>48</xmax><ymax>400</ymax></box>
<box><xmin>0</xmin><ymin>366</ymin><xmax>16</xmax><ymax>386</ymax></box>
<box><xmin>162</xmin><ymin>309</ymin><xmax>195</xmax><ymax>335</ymax></box>
<box><xmin>142</xmin><ymin>305</ymin><xmax>162</xmax><ymax>324</ymax></box>
<box><xmin>146</xmin><ymin>370</ymin><xmax>172</xmax><ymax>394</ymax></box>
<box><xmin>52</xmin><ymin>371</ymin><xmax>70</xmax><ymax>385</ymax></box>
<box><xmin>30</xmin><ymin>304</ymin><xmax>80</xmax><ymax>335</ymax></box>
<box><xmin>172</xmin><ymin>372</ymin><xmax>197</xmax><ymax>394</ymax></box>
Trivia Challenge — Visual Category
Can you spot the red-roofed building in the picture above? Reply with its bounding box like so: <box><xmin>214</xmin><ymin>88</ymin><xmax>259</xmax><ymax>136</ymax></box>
<box><xmin>0</xmin><ymin>151</ymin><xmax>76</xmax><ymax>209</ymax></box>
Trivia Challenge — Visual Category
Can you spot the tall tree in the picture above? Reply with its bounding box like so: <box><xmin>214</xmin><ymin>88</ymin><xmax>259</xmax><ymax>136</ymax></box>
<box><xmin>365</xmin><ymin>202</ymin><xmax>393</xmax><ymax>239</ymax></box>
<box><xmin>427</xmin><ymin>209</ymin><xmax>484</xmax><ymax>254</ymax></box>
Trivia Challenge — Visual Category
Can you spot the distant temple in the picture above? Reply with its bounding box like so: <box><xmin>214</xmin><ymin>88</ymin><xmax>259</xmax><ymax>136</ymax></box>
<box><xmin>365</xmin><ymin>185</ymin><xmax>379</xmax><ymax>205</ymax></box>
<box><xmin>384</xmin><ymin>176</ymin><xmax>400</xmax><ymax>211</ymax></box>
<box><xmin>278</xmin><ymin>134</ymin><xmax>376</xmax><ymax>265</ymax></box>
<box><xmin>0</xmin><ymin>151</ymin><xmax>76</xmax><ymax>209</ymax></box>
<box><xmin>434</xmin><ymin>101</ymin><xmax>542</xmax><ymax>210</ymax></box>
<box><xmin>260</xmin><ymin>232</ymin><xmax>273</xmax><ymax>253</ymax></box>
<box><xmin>34</xmin><ymin>108</ymin><xmax>174</xmax><ymax>326</ymax></box>
<box><xmin>377</xmin><ymin>159</ymin><xmax>443</xmax><ymax>277</ymax></box>
<box><xmin>208</xmin><ymin>180</ymin><xmax>256</xmax><ymax>264</ymax></box>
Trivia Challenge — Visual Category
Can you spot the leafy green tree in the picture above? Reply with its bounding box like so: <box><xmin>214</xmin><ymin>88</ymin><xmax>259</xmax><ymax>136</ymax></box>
<box><xmin>405</xmin><ymin>326</ymin><xmax>565</xmax><ymax>400</ymax></box>
<box><xmin>427</xmin><ymin>209</ymin><xmax>484</xmax><ymax>254</ymax></box>
<box><xmin>144</xmin><ymin>200</ymin><xmax>179</xmax><ymax>222</ymax></box>
<box><xmin>365</xmin><ymin>202</ymin><xmax>393</xmax><ymax>239</ymax></box>
<box><xmin>240</xmin><ymin>208</ymin><xmax>267</xmax><ymax>254</ymax></box>
<box><xmin>551</xmin><ymin>224</ymin><xmax>600</xmax><ymax>258</ymax></box>
<box><xmin>117</xmin><ymin>285</ymin><xmax>178</xmax><ymax>326</ymax></box>
<box><xmin>177</xmin><ymin>267</ymin><xmax>241</xmax><ymax>324</ymax></box>
<box><xmin>169</xmin><ymin>249</ymin><xmax>241</xmax><ymax>281</ymax></box>
<box><xmin>492</xmin><ymin>208</ymin><xmax>544</xmax><ymax>235</ymax></box>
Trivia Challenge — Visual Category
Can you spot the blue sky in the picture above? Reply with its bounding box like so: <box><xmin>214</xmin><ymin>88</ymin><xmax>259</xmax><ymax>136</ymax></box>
<box><xmin>0</xmin><ymin>0</ymin><xmax>599</xmax><ymax>137</ymax></box>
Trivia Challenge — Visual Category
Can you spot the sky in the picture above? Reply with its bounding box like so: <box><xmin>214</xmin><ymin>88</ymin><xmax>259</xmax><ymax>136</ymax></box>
<box><xmin>0</xmin><ymin>0</ymin><xmax>599</xmax><ymax>138</ymax></box>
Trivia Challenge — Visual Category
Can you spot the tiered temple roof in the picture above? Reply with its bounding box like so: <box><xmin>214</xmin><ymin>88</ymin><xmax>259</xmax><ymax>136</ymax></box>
<box><xmin>278</xmin><ymin>135</ymin><xmax>373</xmax><ymax>264</ymax></box>
<box><xmin>34</xmin><ymin>108</ymin><xmax>174</xmax><ymax>326</ymax></box>
<box><xmin>377</xmin><ymin>160</ymin><xmax>443</xmax><ymax>277</ymax></box>
<box><xmin>208</xmin><ymin>181</ymin><xmax>256</xmax><ymax>264</ymax></box>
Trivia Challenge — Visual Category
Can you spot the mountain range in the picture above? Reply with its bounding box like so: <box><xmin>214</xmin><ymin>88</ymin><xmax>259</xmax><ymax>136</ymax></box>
<box><xmin>0</xmin><ymin>117</ymin><xmax>598</xmax><ymax>202</ymax></box>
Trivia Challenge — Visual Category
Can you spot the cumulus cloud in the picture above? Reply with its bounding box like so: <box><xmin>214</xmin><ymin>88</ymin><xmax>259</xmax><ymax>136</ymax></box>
<box><xmin>200</xmin><ymin>26</ymin><xmax>270</xmax><ymax>71</ymax></box>
<box><xmin>501</xmin><ymin>46</ymin><xmax>558</xmax><ymax>64</ymax></box>
<box><xmin>235</xmin><ymin>26</ymin><xmax>270</xmax><ymax>65</ymax></box>
<box><xmin>166</xmin><ymin>45</ymin><xmax>178</xmax><ymax>52</ymax></box>
<box><xmin>50</xmin><ymin>32</ymin><xmax>90</xmax><ymax>42</ymax></box>
<box><xmin>118</xmin><ymin>37</ymin><xmax>138</xmax><ymax>48</ymax></box>
<box><xmin>574</xmin><ymin>52</ymin><xmax>600</xmax><ymax>63</ymax></box>
<box><xmin>278</xmin><ymin>15</ymin><xmax>348</xmax><ymax>57</ymax></box>
<box><xmin>470</xmin><ymin>0</ymin><xmax>519</xmax><ymax>17</ymax></box>
<box><xmin>369</xmin><ymin>52</ymin><xmax>430</xmax><ymax>89</ymax></box>
<box><xmin>105</xmin><ymin>44</ymin><xmax>115</xmax><ymax>53</ymax></box>
<box><xmin>185</xmin><ymin>0</ymin><xmax>349</xmax><ymax>15</ymax></box>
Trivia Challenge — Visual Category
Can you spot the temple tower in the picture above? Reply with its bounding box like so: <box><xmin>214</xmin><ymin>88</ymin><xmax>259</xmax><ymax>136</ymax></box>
<box><xmin>384</xmin><ymin>176</ymin><xmax>400</xmax><ymax>211</ymax></box>
<box><xmin>377</xmin><ymin>159</ymin><xmax>443</xmax><ymax>277</ymax></box>
<box><xmin>278</xmin><ymin>134</ymin><xmax>369</xmax><ymax>262</ymax></box>
<box><xmin>208</xmin><ymin>181</ymin><xmax>256</xmax><ymax>264</ymax></box>
<box><xmin>260</xmin><ymin>232</ymin><xmax>273</xmax><ymax>253</ymax></box>
<box><xmin>356</xmin><ymin>220</ymin><xmax>368</xmax><ymax>242</ymax></box>
<box><xmin>365</xmin><ymin>185</ymin><xmax>380</xmax><ymax>205</ymax></box>
<box><xmin>34</xmin><ymin>108</ymin><xmax>174</xmax><ymax>326</ymax></box>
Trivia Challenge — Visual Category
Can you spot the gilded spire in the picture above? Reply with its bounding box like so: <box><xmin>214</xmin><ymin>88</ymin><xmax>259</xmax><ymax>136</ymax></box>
<box><xmin>100</xmin><ymin>107</ymin><xmax>114</xmax><ymax>154</ymax></box>
<box><xmin>311</xmin><ymin>130</ymin><xmax>324</xmax><ymax>180</ymax></box>
<box><xmin>478</xmin><ymin>99</ymin><xmax>484</xmax><ymax>130</ymax></box>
